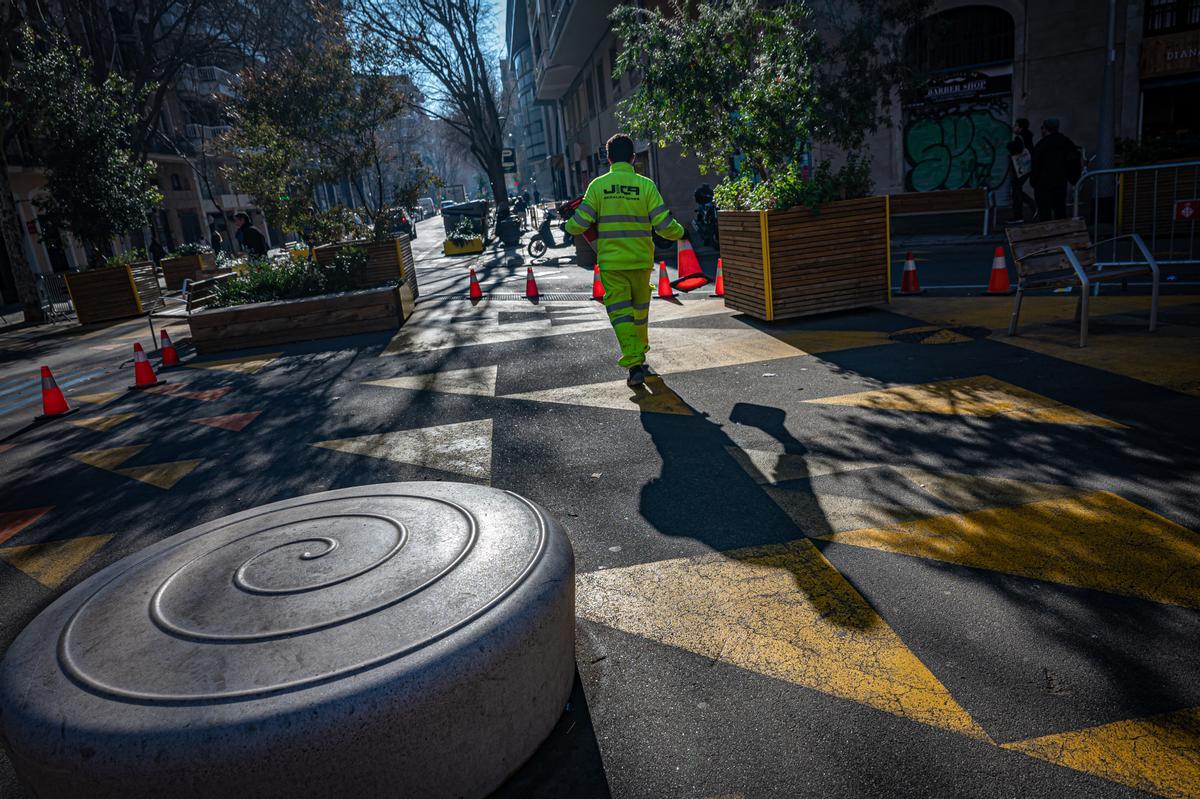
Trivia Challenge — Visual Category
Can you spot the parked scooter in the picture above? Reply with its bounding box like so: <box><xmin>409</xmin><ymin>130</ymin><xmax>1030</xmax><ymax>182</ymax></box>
<box><xmin>526</xmin><ymin>207</ymin><xmax>576</xmax><ymax>260</ymax></box>
<box><xmin>693</xmin><ymin>183</ymin><xmax>718</xmax><ymax>248</ymax></box>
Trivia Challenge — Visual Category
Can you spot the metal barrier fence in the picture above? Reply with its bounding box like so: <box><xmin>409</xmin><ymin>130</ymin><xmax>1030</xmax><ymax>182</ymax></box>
<box><xmin>36</xmin><ymin>272</ymin><xmax>75</xmax><ymax>322</ymax></box>
<box><xmin>1073</xmin><ymin>160</ymin><xmax>1200</xmax><ymax>274</ymax></box>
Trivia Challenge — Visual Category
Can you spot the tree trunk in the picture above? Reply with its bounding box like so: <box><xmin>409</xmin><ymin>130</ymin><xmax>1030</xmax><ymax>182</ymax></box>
<box><xmin>483</xmin><ymin>151</ymin><xmax>509</xmax><ymax>218</ymax></box>
<box><xmin>0</xmin><ymin>150</ymin><xmax>45</xmax><ymax>324</ymax></box>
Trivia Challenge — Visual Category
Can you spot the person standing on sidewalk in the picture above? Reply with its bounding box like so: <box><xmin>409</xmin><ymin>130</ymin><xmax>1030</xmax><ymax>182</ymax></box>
<box><xmin>564</xmin><ymin>133</ymin><xmax>685</xmax><ymax>387</ymax></box>
<box><xmin>1006</xmin><ymin>138</ymin><xmax>1037</xmax><ymax>224</ymax></box>
<box><xmin>1031</xmin><ymin>118</ymin><xmax>1082</xmax><ymax>221</ymax></box>
<box><xmin>233</xmin><ymin>212</ymin><xmax>268</xmax><ymax>257</ymax></box>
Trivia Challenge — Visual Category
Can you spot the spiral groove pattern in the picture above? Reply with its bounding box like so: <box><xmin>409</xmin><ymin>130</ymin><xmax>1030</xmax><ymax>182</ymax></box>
<box><xmin>55</xmin><ymin>490</ymin><xmax>547</xmax><ymax>702</ymax></box>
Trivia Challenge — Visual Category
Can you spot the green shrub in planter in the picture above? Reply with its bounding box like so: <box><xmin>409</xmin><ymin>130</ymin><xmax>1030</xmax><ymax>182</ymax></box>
<box><xmin>207</xmin><ymin>248</ymin><xmax>372</xmax><ymax>309</ymax></box>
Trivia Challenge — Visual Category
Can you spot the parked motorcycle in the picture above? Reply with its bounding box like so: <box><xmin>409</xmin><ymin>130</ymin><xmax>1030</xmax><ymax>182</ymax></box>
<box><xmin>693</xmin><ymin>183</ymin><xmax>718</xmax><ymax>249</ymax></box>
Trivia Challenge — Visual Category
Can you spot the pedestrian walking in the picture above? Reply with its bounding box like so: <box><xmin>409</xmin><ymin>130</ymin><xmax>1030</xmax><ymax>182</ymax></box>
<box><xmin>233</xmin><ymin>212</ymin><xmax>268</xmax><ymax>257</ymax></box>
<box><xmin>1030</xmin><ymin>118</ymin><xmax>1082</xmax><ymax>221</ymax></box>
<box><xmin>1014</xmin><ymin>118</ymin><xmax>1035</xmax><ymax>153</ymax></box>
<box><xmin>148</xmin><ymin>236</ymin><xmax>166</xmax><ymax>270</ymax></box>
<box><xmin>209</xmin><ymin>227</ymin><xmax>223</xmax><ymax>254</ymax></box>
<box><xmin>1006</xmin><ymin>138</ymin><xmax>1037</xmax><ymax>224</ymax></box>
<box><xmin>564</xmin><ymin>133</ymin><xmax>685</xmax><ymax>387</ymax></box>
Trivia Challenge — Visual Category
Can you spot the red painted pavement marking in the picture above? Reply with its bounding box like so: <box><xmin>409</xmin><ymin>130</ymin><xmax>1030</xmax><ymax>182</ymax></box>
<box><xmin>188</xmin><ymin>411</ymin><xmax>261</xmax><ymax>432</ymax></box>
<box><xmin>176</xmin><ymin>387</ymin><xmax>233</xmax><ymax>402</ymax></box>
<box><xmin>0</xmin><ymin>507</ymin><xmax>52</xmax><ymax>547</ymax></box>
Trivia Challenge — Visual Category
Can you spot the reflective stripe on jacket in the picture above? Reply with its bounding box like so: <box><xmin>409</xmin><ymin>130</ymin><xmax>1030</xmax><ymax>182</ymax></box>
<box><xmin>564</xmin><ymin>162</ymin><xmax>685</xmax><ymax>270</ymax></box>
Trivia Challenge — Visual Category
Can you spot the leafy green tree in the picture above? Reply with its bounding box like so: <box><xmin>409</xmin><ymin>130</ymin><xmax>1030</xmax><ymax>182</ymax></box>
<box><xmin>224</xmin><ymin>10</ymin><xmax>411</xmax><ymax>226</ymax></box>
<box><xmin>8</xmin><ymin>29</ymin><xmax>161</xmax><ymax>267</ymax></box>
<box><xmin>612</xmin><ymin>0</ymin><xmax>929</xmax><ymax>183</ymax></box>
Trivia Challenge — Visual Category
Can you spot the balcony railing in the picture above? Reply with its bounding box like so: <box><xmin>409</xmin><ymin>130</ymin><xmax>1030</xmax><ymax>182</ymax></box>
<box><xmin>183</xmin><ymin>124</ymin><xmax>232</xmax><ymax>142</ymax></box>
<box><xmin>176</xmin><ymin>65</ymin><xmax>238</xmax><ymax>99</ymax></box>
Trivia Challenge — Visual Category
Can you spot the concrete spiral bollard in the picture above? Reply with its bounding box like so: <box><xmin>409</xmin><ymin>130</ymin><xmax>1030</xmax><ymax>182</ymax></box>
<box><xmin>0</xmin><ymin>483</ymin><xmax>576</xmax><ymax>798</ymax></box>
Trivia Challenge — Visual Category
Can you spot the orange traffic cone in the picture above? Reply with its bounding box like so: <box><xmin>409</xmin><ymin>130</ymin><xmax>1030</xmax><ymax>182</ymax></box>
<box><xmin>671</xmin><ymin>238</ymin><xmax>710</xmax><ymax>292</ymax></box>
<box><xmin>130</xmin><ymin>342</ymin><xmax>160</xmax><ymax>389</ymax></box>
<box><xmin>655</xmin><ymin>261</ymin><xmax>675</xmax><ymax>299</ymax></box>
<box><xmin>468</xmin><ymin>268</ymin><xmax>483</xmax><ymax>300</ymax></box>
<box><xmin>985</xmin><ymin>246</ymin><xmax>1012</xmax><ymax>294</ymax></box>
<box><xmin>160</xmin><ymin>329</ymin><xmax>180</xmax><ymax>367</ymax></box>
<box><xmin>525</xmin><ymin>266</ymin><xmax>539</xmax><ymax>300</ymax></box>
<box><xmin>713</xmin><ymin>258</ymin><xmax>725</xmax><ymax>297</ymax></box>
<box><xmin>36</xmin><ymin>366</ymin><xmax>71</xmax><ymax>419</ymax></box>
<box><xmin>591</xmin><ymin>264</ymin><xmax>604</xmax><ymax>301</ymax></box>
<box><xmin>898</xmin><ymin>251</ymin><xmax>923</xmax><ymax>295</ymax></box>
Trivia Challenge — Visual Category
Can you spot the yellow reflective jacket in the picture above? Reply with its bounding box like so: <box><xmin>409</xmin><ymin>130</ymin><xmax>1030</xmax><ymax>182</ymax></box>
<box><xmin>564</xmin><ymin>161</ymin><xmax>685</xmax><ymax>270</ymax></box>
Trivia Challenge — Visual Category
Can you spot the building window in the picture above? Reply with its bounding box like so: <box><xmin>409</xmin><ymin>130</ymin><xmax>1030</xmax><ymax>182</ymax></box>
<box><xmin>907</xmin><ymin>6</ymin><xmax>1015</xmax><ymax>73</ymax></box>
<box><xmin>170</xmin><ymin>173</ymin><xmax>182</xmax><ymax>191</ymax></box>
<box><xmin>596</xmin><ymin>63</ymin><xmax>607</xmax><ymax>109</ymax></box>
<box><xmin>586</xmin><ymin>75</ymin><xmax>596</xmax><ymax>116</ymax></box>
<box><xmin>1145</xmin><ymin>0</ymin><xmax>1200</xmax><ymax>34</ymax></box>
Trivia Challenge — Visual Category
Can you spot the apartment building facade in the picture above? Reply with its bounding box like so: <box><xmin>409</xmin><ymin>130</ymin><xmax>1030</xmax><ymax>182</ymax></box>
<box><xmin>509</xmin><ymin>0</ymin><xmax>708</xmax><ymax>218</ymax></box>
<box><xmin>506</xmin><ymin>0</ymin><xmax>1198</xmax><ymax>222</ymax></box>
<box><xmin>859</xmin><ymin>0</ymin><xmax>1200</xmax><ymax>197</ymax></box>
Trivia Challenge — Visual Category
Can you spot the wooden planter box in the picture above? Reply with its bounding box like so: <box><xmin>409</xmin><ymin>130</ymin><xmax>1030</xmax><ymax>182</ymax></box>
<box><xmin>717</xmin><ymin>196</ymin><xmax>891</xmax><ymax>321</ymax></box>
<box><xmin>187</xmin><ymin>283</ymin><xmax>414</xmax><ymax>354</ymax></box>
<box><xmin>160</xmin><ymin>253</ymin><xmax>217</xmax><ymax>291</ymax></box>
<box><xmin>312</xmin><ymin>236</ymin><xmax>419</xmax><ymax>298</ymax></box>
<box><xmin>65</xmin><ymin>262</ymin><xmax>164</xmax><ymax>325</ymax></box>
<box><xmin>443</xmin><ymin>237</ymin><xmax>484</xmax><ymax>256</ymax></box>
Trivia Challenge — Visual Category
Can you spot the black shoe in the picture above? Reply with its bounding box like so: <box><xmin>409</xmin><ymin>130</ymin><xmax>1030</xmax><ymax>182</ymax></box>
<box><xmin>627</xmin><ymin>364</ymin><xmax>649</xmax><ymax>388</ymax></box>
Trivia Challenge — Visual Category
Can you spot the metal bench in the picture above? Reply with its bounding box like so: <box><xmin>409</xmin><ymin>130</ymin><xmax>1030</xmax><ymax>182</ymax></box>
<box><xmin>1005</xmin><ymin>219</ymin><xmax>1159</xmax><ymax>348</ymax></box>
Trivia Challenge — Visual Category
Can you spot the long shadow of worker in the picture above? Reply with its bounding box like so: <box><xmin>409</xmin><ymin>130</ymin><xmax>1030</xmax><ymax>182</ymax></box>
<box><xmin>633</xmin><ymin>377</ymin><xmax>872</xmax><ymax>631</ymax></box>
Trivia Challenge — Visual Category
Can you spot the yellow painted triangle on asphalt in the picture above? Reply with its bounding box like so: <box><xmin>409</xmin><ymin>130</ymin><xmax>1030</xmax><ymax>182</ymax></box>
<box><xmin>69</xmin><ymin>445</ymin><xmax>146</xmax><ymax>471</ymax></box>
<box><xmin>0</xmin><ymin>534</ymin><xmax>111</xmax><ymax>589</ymax></box>
<box><xmin>312</xmin><ymin>418</ymin><xmax>493</xmax><ymax>481</ymax></box>
<box><xmin>772</xmin><ymin>329</ymin><xmax>898</xmax><ymax>354</ymax></box>
<box><xmin>822</xmin><ymin>491</ymin><xmax>1200</xmax><ymax>609</ymax></box>
<box><xmin>503</xmin><ymin>375</ymin><xmax>693</xmax><ymax>415</ymax></box>
<box><xmin>892</xmin><ymin>468</ymin><xmax>1080</xmax><ymax>514</ymax></box>
<box><xmin>577</xmin><ymin>539</ymin><xmax>989</xmax><ymax>741</ymax></box>
<box><xmin>66</xmin><ymin>413</ymin><xmax>136</xmax><ymax>432</ymax></box>
<box><xmin>116</xmin><ymin>460</ymin><xmax>203</xmax><ymax>490</ymax></box>
<box><xmin>805</xmin><ymin>376</ymin><xmax>1125</xmax><ymax>428</ymax></box>
<box><xmin>186</xmin><ymin>352</ymin><xmax>283</xmax><ymax>375</ymax></box>
<box><xmin>1003</xmin><ymin>707</ymin><xmax>1200</xmax><ymax>799</ymax></box>
<box><xmin>366</xmin><ymin>365</ymin><xmax>498</xmax><ymax>397</ymax></box>
<box><xmin>71</xmin><ymin>390</ymin><xmax>123</xmax><ymax>405</ymax></box>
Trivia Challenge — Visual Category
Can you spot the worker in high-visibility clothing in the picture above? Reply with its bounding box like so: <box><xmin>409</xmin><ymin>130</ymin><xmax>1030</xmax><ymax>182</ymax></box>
<box><xmin>564</xmin><ymin>133</ymin><xmax>686</xmax><ymax>387</ymax></box>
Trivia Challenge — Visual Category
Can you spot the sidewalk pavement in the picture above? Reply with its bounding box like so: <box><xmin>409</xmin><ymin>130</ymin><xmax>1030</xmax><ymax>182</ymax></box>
<box><xmin>0</xmin><ymin>222</ymin><xmax>1199</xmax><ymax>798</ymax></box>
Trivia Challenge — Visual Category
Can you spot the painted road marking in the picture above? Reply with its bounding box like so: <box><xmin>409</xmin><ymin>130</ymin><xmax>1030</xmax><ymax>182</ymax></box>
<box><xmin>577</xmin><ymin>539</ymin><xmax>989</xmax><ymax>740</ymax></box>
<box><xmin>726</xmin><ymin>447</ymin><xmax>884</xmax><ymax>485</ymax></box>
<box><xmin>117</xmin><ymin>460</ymin><xmax>202</xmax><ymax>490</ymax></box>
<box><xmin>189</xmin><ymin>412</ymin><xmax>261</xmax><ymax>432</ymax></box>
<box><xmin>805</xmin><ymin>376</ymin><xmax>1125</xmax><ymax>428</ymax></box>
<box><xmin>0</xmin><ymin>534</ymin><xmax>111</xmax><ymax>589</ymax></box>
<box><xmin>1003</xmin><ymin>707</ymin><xmax>1200</xmax><ymax>799</ymax></box>
<box><xmin>771</xmin><ymin>329</ymin><xmax>897</xmax><ymax>354</ymax></box>
<box><xmin>0</xmin><ymin>443</ymin><xmax>14</xmax><ymax>454</ymax></box>
<box><xmin>366</xmin><ymin>365</ymin><xmax>498</xmax><ymax>397</ymax></box>
<box><xmin>822</xmin><ymin>491</ymin><xmax>1200</xmax><ymax>609</ymax></box>
<box><xmin>0</xmin><ymin>507</ymin><xmax>51</xmax><ymax>546</ymax></box>
<box><xmin>69</xmin><ymin>446</ymin><xmax>146</xmax><ymax>471</ymax></box>
<box><xmin>504</xmin><ymin>374</ymin><xmax>693</xmax><ymax>415</ymax></box>
<box><xmin>762</xmin><ymin>485</ymin><xmax>935</xmax><ymax>537</ymax></box>
<box><xmin>68</xmin><ymin>446</ymin><xmax>201</xmax><ymax>489</ymax></box>
<box><xmin>312</xmin><ymin>418</ymin><xmax>494</xmax><ymax>481</ymax></box>
<box><xmin>892</xmin><ymin>468</ymin><xmax>1079</xmax><ymax>514</ymax></box>
<box><xmin>176</xmin><ymin>387</ymin><xmax>233</xmax><ymax>401</ymax></box>
<box><xmin>66</xmin><ymin>413</ymin><xmax>137</xmax><ymax>433</ymax></box>
<box><xmin>71</xmin><ymin>390</ymin><xmax>124</xmax><ymax>405</ymax></box>
<box><xmin>186</xmin><ymin>352</ymin><xmax>283</xmax><ymax>375</ymax></box>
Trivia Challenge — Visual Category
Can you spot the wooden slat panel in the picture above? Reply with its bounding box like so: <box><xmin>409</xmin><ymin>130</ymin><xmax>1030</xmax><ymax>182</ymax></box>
<box><xmin>890</xmin><ymin>188</ymin><xmax>986</xmax><ymax>216</ymax></box>
<box><xmin>65</xmin><ymin>267</ymin><xmax>143</xmax><ymax>325</ymax></box>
